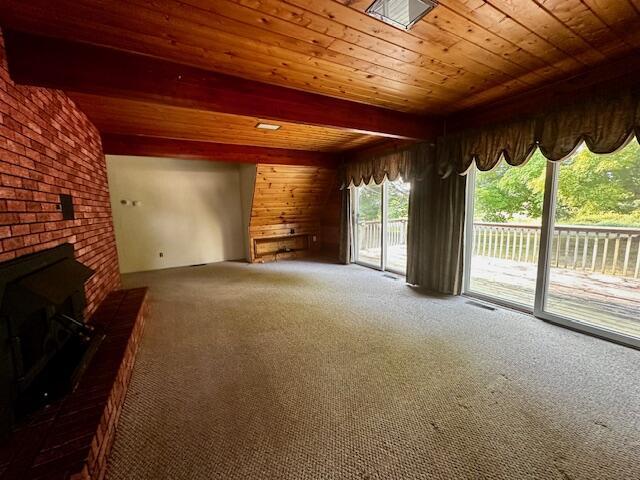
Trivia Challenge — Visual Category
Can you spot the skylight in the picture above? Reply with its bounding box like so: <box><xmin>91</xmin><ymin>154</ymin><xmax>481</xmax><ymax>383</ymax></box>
<box><xmin>366</xmin><ymin>0</ymin><xmax>437</xmax><ymax>30</ymax></box>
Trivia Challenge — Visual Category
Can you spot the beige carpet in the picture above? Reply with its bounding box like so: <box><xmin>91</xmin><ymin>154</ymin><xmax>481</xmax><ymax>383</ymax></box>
<box><xmin>106</xmin><ymin>259</ymin><xmax>640</xmax><ymax>480</ymax></box>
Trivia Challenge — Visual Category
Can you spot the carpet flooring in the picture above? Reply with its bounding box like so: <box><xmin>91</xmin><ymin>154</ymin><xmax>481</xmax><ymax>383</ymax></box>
<box><xmin>106</xmin><ymin>260</ymin><xmax>640</xmax><ymax>480</ymax></box>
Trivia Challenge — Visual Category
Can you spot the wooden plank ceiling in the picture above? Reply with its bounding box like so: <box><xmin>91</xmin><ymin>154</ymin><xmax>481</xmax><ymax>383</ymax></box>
<box><xmin>1</xmin><ymin>0</ymin><xmax>639</xmax><ymax>154</ymax></box>
<box><xmin>2</xmin><ymin>0</ymin><xmax>638</xmax><ymax>113</ymax></box>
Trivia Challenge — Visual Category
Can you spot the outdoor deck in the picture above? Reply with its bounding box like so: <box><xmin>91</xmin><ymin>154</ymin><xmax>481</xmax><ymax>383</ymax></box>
<box><xmin>357</xmin><ymin>245</ymin><xmax>406</xmax><ymax>274</ymax></box>
<box><xmin>357</xmin><ymin>246</ymin><xmax>640</xmax><ymax>339</ymax></box>
<box><xmin>469</xmin><ymin>256</ymin><xmax>640</xmax><ymax>338</ymax></box>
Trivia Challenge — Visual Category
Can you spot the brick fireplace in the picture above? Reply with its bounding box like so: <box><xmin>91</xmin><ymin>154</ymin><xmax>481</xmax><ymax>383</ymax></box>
<box><xmin>0</xmin><ymin>27</ymin><xmax>143</xmax><ymax>479</ymax></box>
<box><xmin>0</xmin><ymin>244</ymin><xmax>99</xmax><ymax>438</ymax></box>
<box><xmin>0</xmin><ymin>30</ymin><xmax>120</xmax><ymax>317</ymax></box>
<box><xmin>0</xmin><ymin>287</ymin><xmax>148</xmax><ymax>480</ymax></box>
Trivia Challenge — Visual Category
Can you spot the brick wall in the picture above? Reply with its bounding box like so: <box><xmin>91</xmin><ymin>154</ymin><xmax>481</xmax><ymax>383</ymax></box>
<box><xmin>0</xmin><ymin>30</ymin><xmax>120</xmax><ymax>316</ymax></box>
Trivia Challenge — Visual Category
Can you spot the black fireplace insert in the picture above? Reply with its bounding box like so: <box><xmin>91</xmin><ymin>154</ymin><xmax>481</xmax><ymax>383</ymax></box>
<box><xmin>0</xmin><ymin>243</ymin><xmax>104</xmax><ymax>439</ymax></box>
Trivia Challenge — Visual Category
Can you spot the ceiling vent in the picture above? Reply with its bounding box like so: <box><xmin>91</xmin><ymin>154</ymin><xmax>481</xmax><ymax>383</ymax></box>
<box><xmin>366</xmin><ymin>0</ymin><xmax>437</xmax><ymax>30</ymax></box>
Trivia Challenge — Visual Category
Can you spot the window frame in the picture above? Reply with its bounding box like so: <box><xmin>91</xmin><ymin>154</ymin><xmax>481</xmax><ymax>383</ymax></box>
<box><xmin>351</xmin><ymin>182</ymin><xmax>384</xmax><ymax>271</ymax></box>
<box><xmin>462</xmin><ymin>166</ymin><xmax>534</xmax><ymax>314</ymax></box>
<box><xmin>535</xmin><ymin>162</ymin><xmax>640</xmax><ymax>349</ymax></box>
<box><xmin>463</xmin><ymin>158</ymin><xmax>640</xmax><ymax>349</ymax></box>
<box><xmin>351</xmin><ymin>180</ymin><xmax>408</xmax><ymax>276</ymax></box>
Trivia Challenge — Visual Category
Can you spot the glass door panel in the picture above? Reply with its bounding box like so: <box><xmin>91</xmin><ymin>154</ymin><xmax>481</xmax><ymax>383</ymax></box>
<box><xmin>355</xmin><ymin>182</ymin><xmax>382</xmax><ymax>268</ymax></box>
<box><xmin>385</xmin><ymin>179</ymin><xmax>410</xmax><ymax>274</ymax></box>
<box><xmin>543</xmin><ymin>142</ymin><xmax>640</xmax><ymax>339</ymax></box>
<box><xmin>466</xmin><ymin>155</ymin><xmax>547</xmax><ymax>308</ymax></box>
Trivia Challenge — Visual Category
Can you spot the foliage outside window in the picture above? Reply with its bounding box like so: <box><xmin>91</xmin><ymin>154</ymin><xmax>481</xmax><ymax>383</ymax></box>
<box><xmin>357</xmin><ymin>180</ymin><xmax>410</xmax><ymax>222</ymax></box>
<box><xmin>474</xmin><ymin>140</ymin><xmax>640</xmax><ymax>227</ymax></box>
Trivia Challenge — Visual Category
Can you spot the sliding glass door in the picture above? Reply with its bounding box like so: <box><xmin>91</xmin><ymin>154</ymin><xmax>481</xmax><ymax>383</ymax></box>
<box><xmin>465</xmin><ymin>141</ymin><xmax>640</xmax><ymax>347</ymax></box>
<box><xmin>355</xmin><ymin>182</ymin><xmax>382</xmax><ymax>269</ymax></box>
<box><xmin>385</xmin><ymin>179</ymin><xmax>409</xmax><ymax>274</ymax></box>
<box><xmin>538</xmin><ymin>143</ymin><xmax>640</xmax><ymax>342</ymax></box>
<box><xmin>352</xmin><ymin>178</ymin><xmax>409</xmax><ymax>274</ymax></box>
<box><xmin>464</xmin><ymin>157</ymin><xmax>545</xmax><ymax>309</ymax></box>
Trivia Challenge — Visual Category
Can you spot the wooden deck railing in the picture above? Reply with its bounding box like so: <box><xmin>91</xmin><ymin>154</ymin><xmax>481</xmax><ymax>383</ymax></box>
<box><xmin>357</xmin><ymin>218</ymin><xmax>408</xmax><ymax>250</ymax></box>
<box><xmin>358</xmin><ymin>219</ymin><xmax>640</xmax><ymax>279</ymax></box>
<box><xmin>473</xmin><ymin>222</ymin><xmax>640</xmax><ymax>279</ymax></box>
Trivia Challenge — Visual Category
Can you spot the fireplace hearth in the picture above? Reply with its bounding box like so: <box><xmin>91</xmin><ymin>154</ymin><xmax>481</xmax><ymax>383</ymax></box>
<box><xmin>0</xmin><ymin>244</ymin><xmax>102</xmax><ymax>439</ymax></box>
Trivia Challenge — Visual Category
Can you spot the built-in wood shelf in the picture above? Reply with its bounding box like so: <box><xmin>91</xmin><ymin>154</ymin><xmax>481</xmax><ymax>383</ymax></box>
<box><xmin>252</xmin><ymin>234</ymin><xmax>311</xmax><ymax>263</ymax></box>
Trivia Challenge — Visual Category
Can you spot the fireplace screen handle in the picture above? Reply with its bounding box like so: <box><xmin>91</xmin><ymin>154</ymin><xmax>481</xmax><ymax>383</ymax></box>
<box><xmin>54</xmin><ymin>313</ymin><xmax>95</xmax><ymax>340</ymax></box>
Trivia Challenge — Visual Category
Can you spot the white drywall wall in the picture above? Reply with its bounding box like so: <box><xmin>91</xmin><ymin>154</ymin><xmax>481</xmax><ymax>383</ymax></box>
<box><xmin>107</xmin><ymin>155</ymin><xmax>245</xmax><ymax>273</ymax></box>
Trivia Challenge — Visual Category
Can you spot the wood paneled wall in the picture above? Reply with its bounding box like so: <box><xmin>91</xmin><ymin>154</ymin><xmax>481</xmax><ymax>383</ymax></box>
<box><xmin>319</xmin><ymin>184</ymin><xmax>341</xmax><ymax>258</ymax></box>
<box><xmin>248</xmin><ymin>164</ymin><xmax>338</xmax><ymax>262</ymax></box>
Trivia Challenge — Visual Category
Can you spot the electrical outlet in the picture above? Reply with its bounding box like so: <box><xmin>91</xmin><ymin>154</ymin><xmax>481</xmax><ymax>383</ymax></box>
<box><xmin>312</xmin><ymin>235</ymin><xmax>317</xmax><ymax>242</ymax></box>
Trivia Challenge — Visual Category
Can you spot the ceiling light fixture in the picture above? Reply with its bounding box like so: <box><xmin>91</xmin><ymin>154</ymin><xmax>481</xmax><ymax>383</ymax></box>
<box><xmin>366</xmin><ymin>0</ymin><xmax>437</xmax><ymax>30</ymax></box>
<box><xmin>255</xmin><ymin>122</ymin><xmax>281</xmax><ymax>130</ymax></box>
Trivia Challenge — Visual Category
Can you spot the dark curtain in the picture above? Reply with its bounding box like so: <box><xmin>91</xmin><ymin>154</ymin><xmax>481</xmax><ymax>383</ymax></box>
<box><xmin>539</xmin><ymin>88</ymin><xmax>638</xmax><ymax>160</ymax></box>
<box><xmin>338</xmin><ymin>188</ymin><xmax>351</xmax><ymax>265</ymax></box>
<box><xmin>406</xmin><ymin>164</ymin><xmax>467</xmax><ymax>295</ymax></box>
<box><xmin>339</xmin><ymin>142</ymin><xmax>430</xmax><ymax>188</ymax></box>
<box><xmin>337</xmin><ymin>142</ymin><xmax>432</xmax><ymax>268</ymax></box>
<box><xmin>335</xmin><ymin>85</ymin><xmax>639</xmax><ymax>293</ymax></box>
<box><xmin>439</xmin><ymin>86</ymin><xmax>640</xmax><ymax>173</ymax></box>
<box><xmin>337</xmin><ymin>142</ymin><xmax>467</xmax><ymax>294</ymax></box>
<box><xmin>438</xmin><ymin>117</ymin><xmax>537</xmax><ymax>172</ymax></box>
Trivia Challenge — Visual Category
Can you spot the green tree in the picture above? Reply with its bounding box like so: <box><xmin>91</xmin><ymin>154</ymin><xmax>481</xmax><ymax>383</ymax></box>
<box><xmin>357</xmin><ymin>184</ymin><xmax>381</xmax><ymax>221</ymax></box>
<box><xmin>387</xmin><ymin>180</ymin><xmax>409</xmax><ymax>220</ymax></box>
<box><xmin>473</xmin><ymin>140</ymin><xmax>640</xmax><ymax>227</ymax></box>
<box><xmin>474</xmin><ymin>151</ymin><xmax>546</xmax><ymax>222</ymax></box>
<box><xmin>356</xmin><ymin>180</ymin><xmax>410</xmax><ymax>222</ymax></box>
<box><xmin>556</xmin><ymin>141</ymin><xmax>640</xmax><ymax>224</ymax></box>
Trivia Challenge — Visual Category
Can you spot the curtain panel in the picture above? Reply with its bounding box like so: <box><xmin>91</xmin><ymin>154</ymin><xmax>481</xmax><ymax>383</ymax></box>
<box><xmin>338</xmin><ymin>188</ymin><xmax>352</xmax><ymax>265</ymax></box>
<box><xmin>337</xmin><ymin>142</ymin><xmax>467</xmax><ymax>295</ymax></box>
<box><xmin>338</xmin><ymin>142</ymin><xmax>431</xmax><ymax>188</ymax></box>
<box><xmin>406</xmin><ymin>150</ymin><xmax>467</xmax><ymax>295</ymax></box>
<box><xmin>439</xmin><ymin>87</ymin><xmax>640</xmax><ymax>173</ymax></box>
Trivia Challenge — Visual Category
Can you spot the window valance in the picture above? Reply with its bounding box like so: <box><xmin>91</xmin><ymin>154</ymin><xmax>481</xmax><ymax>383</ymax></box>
<box><xmin>339</xmin><ymin>142</ymin><xmax>432</xmax><ymax>188</ymax></box>
<box><xmin>439</xmin><ymin>87</ymin><xmax>640</xmax><ymax>173</ymax></box>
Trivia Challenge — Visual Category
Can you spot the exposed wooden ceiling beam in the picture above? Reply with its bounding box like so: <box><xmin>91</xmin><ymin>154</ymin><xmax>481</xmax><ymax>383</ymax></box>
<box><xmin>101</xmin><ymin>134</ymin><xmax>338</xmax><ymax>167</ymax></box>
<box><xmin>2</xmin><ymin>29</ymin><xmax>439</xmax><ymax>141</ymax></box>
